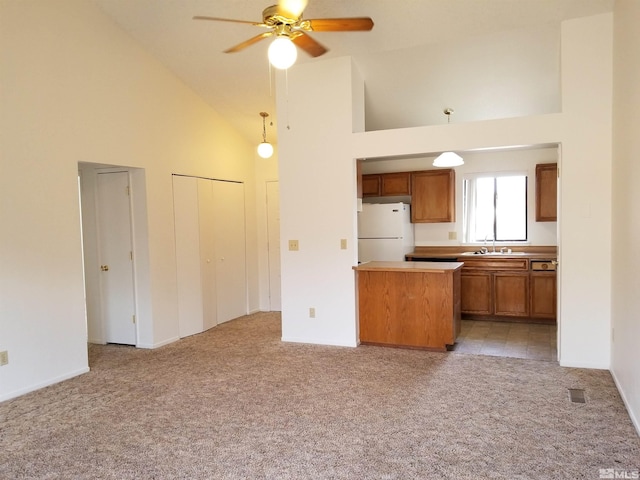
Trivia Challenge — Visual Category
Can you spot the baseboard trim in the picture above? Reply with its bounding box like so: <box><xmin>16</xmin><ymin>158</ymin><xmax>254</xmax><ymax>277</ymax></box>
<box><xmin>559</xmin><ymin>359</ymin><xmax>610</xmax><ymax>370</ymax></box>
<box><xmin>0</xmin><ymin>367</ymin><xmax>90</xmax><ymax>403</ymax></box>
<box><xmin>610</xmin><ymin>369</ymin><xmax>640</xmax><ymax>438</ymax></box>
<box><xmin>281</xmin><ymin>336</ymin><xmax>357</xmax><ymax>348</ymax></box>
<box><xmin>137</xmin><ymin>336</ymin><xmax>180</xmax><ymax>349</ymax></box>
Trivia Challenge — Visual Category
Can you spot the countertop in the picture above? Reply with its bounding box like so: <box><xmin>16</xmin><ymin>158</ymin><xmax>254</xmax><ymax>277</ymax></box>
<box><xmin>353</xmin><ymin>261</ymin><xmax>463</xmax><ymax>273</ymax></box>
<box><xmin>406</xmin><ymin>252</ymin><xmax>557</xmax><ymax>260</ymax></box>
<box><xmin>405</xmin><ymin>246</ymin><xmax>557</xmax><ymax>260</ymax></box>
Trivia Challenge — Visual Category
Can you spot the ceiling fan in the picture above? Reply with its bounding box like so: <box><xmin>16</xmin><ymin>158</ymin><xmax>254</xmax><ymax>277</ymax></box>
<box><xmin>193</xmin><ymin>0</ymin><xmax>374</xmax><ymax>67</ymax></box>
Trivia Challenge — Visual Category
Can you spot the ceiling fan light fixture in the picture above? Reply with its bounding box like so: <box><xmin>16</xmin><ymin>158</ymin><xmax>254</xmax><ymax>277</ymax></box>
<box><xmin>268</xmin><ymin>36</ymin><xmax>297</xmax><ymax>69</ymax></box>
<box><xmin>433</xmin><ymin>152</ymin><xmax>464</xmax><ymax>167</ymax></box>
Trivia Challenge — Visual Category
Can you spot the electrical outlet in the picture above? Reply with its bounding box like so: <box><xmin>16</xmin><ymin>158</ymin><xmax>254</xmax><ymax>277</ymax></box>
<box><xmin>0</xmin><ymin>351</ymin><xmax>8</xmax><ymax>366</ymax></box>
<box><xmin>340</xmin><ymin>238</ymin><xmax>347</xmax><ymax>250</ymax></box>
<box><xmin>309</xmin><ymin>307</ymin><xmax>316</xmax><ymax>318</ymax></box>
<box><xmin>288</xmin><ymin>240</ymin><xmax>299</xmax><ymax>251</ymax></box>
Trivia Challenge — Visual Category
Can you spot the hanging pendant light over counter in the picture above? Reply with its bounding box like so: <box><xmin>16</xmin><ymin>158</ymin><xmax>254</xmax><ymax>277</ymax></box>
<box><xmin>433</xmin><ymin>151</ymin><xmax>464</xmax><ymax>167</ymax></box>
<box><xmin>433</xmin><ymin>108</ymin><xmax>464</xmax><ymax>167</ymax></box>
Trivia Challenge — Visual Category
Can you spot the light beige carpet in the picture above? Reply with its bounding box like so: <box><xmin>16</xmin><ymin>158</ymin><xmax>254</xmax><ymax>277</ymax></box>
<box><xmin>1</xmin><ymin>312</ymin><xmax>638</xmax><ymax>479</ymax></box>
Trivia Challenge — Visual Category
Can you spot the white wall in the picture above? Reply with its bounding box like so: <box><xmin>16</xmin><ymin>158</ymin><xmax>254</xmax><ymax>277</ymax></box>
<box><xmin>0</xmin><ymin>0</ymin><xmax>258</xmax><ymax>401</ymax></box>
<box><xmin>277</xmin><ymin>14</ymin><xmax>613</xmax><ymax>370</ymax></box>
<box><xmin>357</xmin><ymin>23</ymin><xmax>561</xmax><ymax>131</ymax></box>
<box><xmin>276</xmin><ymin>57</ymin><xmax>363</xmax><ymax>347</ymax></box>
<box><xmin>362</xmin><ymin>147</ymin><xmax>559</xmax><ymax>247</ymax></box>
<box><xmin>557</xmin><ymin>14</ymin><xmax>613</xmax><ymax>369</ymax></box>
<box><xmin>611</xmin><ymin>0</ymin><xmax>640</xmax><ymax>434</ymax></box>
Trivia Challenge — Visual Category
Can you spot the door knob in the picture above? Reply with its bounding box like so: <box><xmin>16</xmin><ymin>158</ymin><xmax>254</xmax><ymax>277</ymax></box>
<box><xmin>100</xmin><ymin>265</ymin><xmax>109</xmax><ymax>271</ymax></box>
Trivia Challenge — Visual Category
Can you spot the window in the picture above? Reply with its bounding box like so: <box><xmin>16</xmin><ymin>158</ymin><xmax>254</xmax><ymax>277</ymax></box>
<box><xmin>463</xmin><ymin>173</ymin><xmax>527</xmax><ymax>243</ymax></box>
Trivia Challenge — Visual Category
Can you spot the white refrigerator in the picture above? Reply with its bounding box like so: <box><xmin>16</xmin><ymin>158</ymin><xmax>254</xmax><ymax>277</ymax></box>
<box><xmin>358</xmin><ymin>203</ymin><xmax>414</xmax><ymax>263</ymax></box>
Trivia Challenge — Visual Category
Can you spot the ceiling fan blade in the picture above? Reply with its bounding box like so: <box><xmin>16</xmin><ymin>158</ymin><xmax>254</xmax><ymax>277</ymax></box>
<box><xmin>292</xmin><ymin>32</ymin><xmax>328</xmax><ymax>58</ymax></box>
<box><xmin>305</xmin><ymin>17</ymin><xmax>374</xmax><ymax>32</ymax></box>
<box><xmin>279</xmin><ymin>0</ymin><xmax>308</xmax><ymax>18</ymax></box>
<box><xmin>224</xmin><ymin>32</ymin><xmax>274</xmax><ymax>54</ymax></box>
<box><xmin>193</xmin><ymin>15</ymin><xmax>264</xmax><ymax>27</ymax></box>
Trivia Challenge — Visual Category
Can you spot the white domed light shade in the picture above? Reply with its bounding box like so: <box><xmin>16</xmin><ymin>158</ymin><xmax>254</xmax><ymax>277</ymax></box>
<box><xmin>433</xmin><ymin>152</ymin><xmax>464</xmax><ymax>167</ymax></box>
<box><xmin>268</xmin><ymin>36</ymin><xmax>297</xmax><ymax>70</ymax></box>
<box><xmin>257</xmin><ymin>141</ymin><xmax>274</xmax><ymax>159</ymax></box>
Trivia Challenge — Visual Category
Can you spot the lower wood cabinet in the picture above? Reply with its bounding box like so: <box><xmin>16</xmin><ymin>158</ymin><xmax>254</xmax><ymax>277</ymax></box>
<box><xmin>530</xmin><ymin>272</ymin><xmax>557</xmax><ymax>319</ymax></box>
<box><xmin>355</xmin><ymin>263</ymin><xmax>462</xmax><ymax>351</ymax></box>
<box><xmin>458</xmin><ymin>257</ymin><xmax>555</xmax><ymax>322</ymax></box>
<box><xmin>460</xmin><ymin>272</ymin><xmax>492</xmax><ymax>315</ymax></box>
<box><xmin>494</xmin><ymin>272</ymin><xmax>529</xmax><ymax>317</ymax></box>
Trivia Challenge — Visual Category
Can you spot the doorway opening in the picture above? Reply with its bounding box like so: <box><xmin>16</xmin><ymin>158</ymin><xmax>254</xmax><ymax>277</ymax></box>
<box><xmin>78</xmin><ymin>163</ymin><xmax>151</xmax><ymax>352</ymax></box>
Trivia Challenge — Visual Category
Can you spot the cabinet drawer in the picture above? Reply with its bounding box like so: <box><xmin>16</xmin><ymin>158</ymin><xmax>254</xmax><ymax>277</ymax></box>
<box><xmin>458</xmin><ymin>258</ymin><xmax>529</xmax><ymax>271</ymax></box>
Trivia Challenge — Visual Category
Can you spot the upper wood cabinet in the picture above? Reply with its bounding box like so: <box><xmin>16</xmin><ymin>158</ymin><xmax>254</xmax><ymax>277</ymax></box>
<box><xmin>381</xmin><ymin>172</ymin><xmax>411</xmax><ymax>196</ymax></box>
<box><xmin>356</xmin><ymin>159</ymin><xmax>363</xmax><ymax>199</ymax></box>
<box><xmin>536</xmin><ymin>163</ymin><xmax>557</xmax><ymax>222</ymax></box>
<box><xmin>362</xmin><ymin>172</ymin><xmax>411</xmax><ymax>197</ymax></box>
<box><xmin>362</xmin><ymin>174</ymin><xmax>381</xmax><ymax>197</ymax></box>
<box><xmin>411</xmin><ymin>169</ymin><xmax>455</xmax><ymax>223</ymax></box>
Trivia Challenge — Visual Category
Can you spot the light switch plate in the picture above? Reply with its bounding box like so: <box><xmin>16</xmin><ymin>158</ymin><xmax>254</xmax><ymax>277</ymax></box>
<box><xmin>0</xmin><ymin>351</ymin><xmax>8</xmax><ymax>366</ymax></box>
<box><xmin>340</xmin><ymin>239</ymin><xmax>347</xmax><ymax>250</ymax></box>
<box><xmin>448</xmin><ymin>231</ymin><xmax>457</xmax><ymax>240</ymax></box>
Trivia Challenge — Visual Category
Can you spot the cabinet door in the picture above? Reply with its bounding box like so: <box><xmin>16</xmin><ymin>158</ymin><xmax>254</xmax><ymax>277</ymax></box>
<box><xmin>461</xmin><ymin>272</ymin><xmax>492</xmax><ymax>315</ymax></box>
<box><xmin>381</xmin><ymin>172</ymin><xmax>411</xmax><ymax>196</ymax></box>
<box><xmin>411</xmin><ymin>169</ymin><xmax>455</xmax><ymax>223</ymax></box>
<box><xmin>536</xmin><ymin>163</ymin><xmax>557</xmax><ymax>222</ymax></box>
<box><xmin>362</xmin><ymin>174</ymin><xmax>381</xmax><ymax>197</ymax></box>
<box><xmin>494</xmin><ymin>273</ymin><xmax>529</xmax><ymax>317</ymax></box>
<box><xmin>530</xmin><ymin>273</ymin><xmax>556</xmax><ymax>319</ymax></box>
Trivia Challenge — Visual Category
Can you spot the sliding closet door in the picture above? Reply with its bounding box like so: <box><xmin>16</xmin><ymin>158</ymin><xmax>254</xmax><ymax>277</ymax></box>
<box><xmin>212</xmin><ymin>181</ymin><xmax>247</xmax><ymax>323</ymax></box>
<box><xmin>173</xmin><ymin>175</ymin><xmax>204</xmax><ymax>338</ymax></box>
<box><xmin>197</xmin><ymin>178</ymin><xmax>217</xmax><ymax>331</ymax></box>
<box><xmin>174</xmin><ymin>175</ymin><xmax>247</xmax><ymax>335</ymax></box>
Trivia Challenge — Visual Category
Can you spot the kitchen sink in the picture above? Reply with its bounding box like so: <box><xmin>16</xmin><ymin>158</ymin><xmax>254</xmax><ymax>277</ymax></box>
<box><xmin>461</xmin><ymin>251</ymin><xmax>526</xmax><ymax>255</ymax></box>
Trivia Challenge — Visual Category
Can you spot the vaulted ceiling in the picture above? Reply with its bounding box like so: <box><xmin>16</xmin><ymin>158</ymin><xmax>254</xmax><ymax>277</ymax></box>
<box><xmin>93</xmin><ymin>0</ymin><xmax>614</xmax><ymax>146</ymax></box>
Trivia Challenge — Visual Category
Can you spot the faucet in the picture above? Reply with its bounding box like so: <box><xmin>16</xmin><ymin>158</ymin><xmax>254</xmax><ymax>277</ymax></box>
<box><xmin>480</xmin><ymin>235</ymin><xmax>489</xmax><ymax>254</ymax></box>
<box><xmin>500</xmin><ymin>246</ymin><xmax>507</xmax><ymax>254</ymax></box>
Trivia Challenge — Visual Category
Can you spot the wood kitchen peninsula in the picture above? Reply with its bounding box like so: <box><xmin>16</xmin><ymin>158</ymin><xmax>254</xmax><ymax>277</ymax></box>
<box><xmin>353</xmin><ymin>261</ymin><xmax>463</xmax><ymax>351</ymax></box>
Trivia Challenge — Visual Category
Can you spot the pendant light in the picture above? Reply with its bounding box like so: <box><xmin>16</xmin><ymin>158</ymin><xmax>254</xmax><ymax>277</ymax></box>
<box><xmin>433</xmin><ymin>108</ymin><xmax>464</xmax><ymax>167</ymax></box>
<box><xmin>433</xmin><ymin>151</ymin><xmax>464</xmax><ymax>167</ymax></box>
<box><xmin>257</xmin><ymin>112</ymin><xmax>274</xmax><ymax>159</ymax></box>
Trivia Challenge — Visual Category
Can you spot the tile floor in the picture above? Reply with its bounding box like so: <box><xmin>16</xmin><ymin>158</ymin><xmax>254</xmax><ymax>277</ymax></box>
<box><xmin>453</xmin><ymin>319</ymin><xmax>557</xmax><ymax>362</ymax></box>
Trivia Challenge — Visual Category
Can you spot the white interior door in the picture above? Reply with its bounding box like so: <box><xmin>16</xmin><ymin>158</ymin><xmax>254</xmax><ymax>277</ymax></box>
<box><xmin>173</xmin><ymin>175</ymin><xmax>204</xmax><ymax>338</ymax></box>
<box><xmin>97</xmin><ymin>171</ymin><xmax>136</xmax><ymax>345</ymax></box>
<box><xmin>266</xmin><ymin>181</ymin><xmax>281</xmax><ymax>311</ymax></box>
<box><xmin>213</xmin><ymin>181</ymin><xmax>247</xmax><ymax>323</ymax></box>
